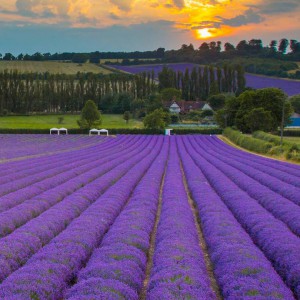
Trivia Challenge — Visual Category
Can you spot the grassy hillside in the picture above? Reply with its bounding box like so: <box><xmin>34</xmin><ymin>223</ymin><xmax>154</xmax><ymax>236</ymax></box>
<box><xmin>0</xmin><ymin>114</ymin><xmax>143</xmax><ymax>129</ymax></box>
<box><xmin>0</xmin><ymin>61</ymin><xmax>113</xmax><ymax>75</ymax></box>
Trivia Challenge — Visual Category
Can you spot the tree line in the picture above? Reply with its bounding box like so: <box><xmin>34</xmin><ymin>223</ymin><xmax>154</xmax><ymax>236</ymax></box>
<box><xmin>0</xmin><ymin>63</ymin><xmax>246</xmax><ymax>115</ymax></box>
<box><xmin>0</xmin><ymin>71</ymin><xmax>156</xmax><ymax>115</ymax></box>
<box><xmin>158</xmin><ymin>64</ymin><xmax>245</xmax><ymax>100</ymax></box>
<box><xmin>0</xmin><ymin>49</ymin><xmax>166</xmax><ymax>63</ymax></box>
<box><xmin>0</xmin><ymin>38</ymin><xmax>299</xmax><ymax>64</ymax></box>
<box><xmin>164</xmin><ymin>39</ymin><xmax>300</xmax><ymax>62</ymax></box>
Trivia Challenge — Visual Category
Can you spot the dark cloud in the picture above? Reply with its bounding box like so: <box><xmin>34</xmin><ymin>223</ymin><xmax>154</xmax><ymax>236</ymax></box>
<box><xmin>190</xmin><ymin>21</ymin><xmax>221</xmax><ymax>30</ymax></box>
<box><xmin>15</xmin><ymin>0</ymin><xmax>36</xmax><ymax>17</ymax></box>
<box><xmin>172</xmin><ymin>0</ymin><xmax>185</xmax><ymax>9</ymax></box>
<box><xmin>216</xmin><ymin>0</ymin><xmax>299</xmax><ymax>28</ymax></box>
<box><xmin>110</xmin><ymin>0</ymin><xmax>133</xmax><ymax>11</ymax></box>
<box><xmin>15</xmin><ymin>0</ymin><xmax>34</xmax><ymax>12</ymax></box>
<box><xmin>109</xmin><ymin>13</ymin><xmax>121</xmax><ymax>20</ymax></box>
<box><xmin>218</xmin><ymin>9</ymin><xmax>264</xmax><ymax>27</ymax></box>
<box><xmin>41</xmin><ymin>9</ymin><xmax>56</xmax><ymax>18</ymax></box>
<box><xmin>258</xmin><ymin>1</ymin><xmax>299</xmax><ymax>15</ymax></box>
<box><xmin>77</xmin><ymin>15</ymin><xmax>98</xmax><ymax>25</ymax></box>
<box><xmin>15</xmin><ymin>0</ymin><xmax>69</xmax><ymax>18</ymax></box>
<box><xmin>0</xmin><ymin>9</ymin><xmax>18</xmax><ymax>15</ymax></box>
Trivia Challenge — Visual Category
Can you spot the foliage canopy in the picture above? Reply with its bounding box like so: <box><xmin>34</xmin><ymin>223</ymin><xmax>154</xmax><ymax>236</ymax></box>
<box><xmin>289</xmin><ymin>95</ymin><xmax>300</xmax><ymax>114</ymax></box>
<box><xmin>77</xmin><ymin>100</ymin><xmax>102</xmax><ymax>129</ymax></box>
<box><xmin>215</xmin><ymin>88</ymin><xmax>293</xmax><ymax>132</ymax></box>
<box><xmin>143</xmin><ymin>108</ymin><xmax>171</xmax><ymax>130</ymax></box>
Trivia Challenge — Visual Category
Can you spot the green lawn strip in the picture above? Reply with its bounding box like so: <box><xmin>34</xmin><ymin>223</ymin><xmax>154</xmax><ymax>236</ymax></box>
<box><xmin>0</xmin><ymin>114</ymin><xmax>143</xmax><ymax>129</ymax></box>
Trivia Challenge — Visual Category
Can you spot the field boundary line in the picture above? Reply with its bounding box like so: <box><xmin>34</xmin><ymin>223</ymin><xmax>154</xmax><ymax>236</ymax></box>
<box><xmin>179</xmin><ymin>158</ymin><xmax>222</xmax><ymax>300</ymax></box>
<box><xmin>139</xmin><ymin>159</ymin><xmax>168</xmax><ymax>300</ymax></box>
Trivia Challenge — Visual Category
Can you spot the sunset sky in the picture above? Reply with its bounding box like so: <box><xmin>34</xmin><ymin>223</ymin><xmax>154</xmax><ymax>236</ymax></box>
<box><xmin>0</xmin><ymin>0</ymin><xmax>299</xmax><ymax>54</ymax></box>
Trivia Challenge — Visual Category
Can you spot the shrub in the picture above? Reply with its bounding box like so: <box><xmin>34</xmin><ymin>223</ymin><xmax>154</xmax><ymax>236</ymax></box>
<box><xmin>224</xmin><ymin>128</ymin><xmax>273</xmax><ymax>154</ymax></box>
<box><xmin>58</xmin><ymin>116</ymin><xmax>64</xmax><ymax>124</ymax></box>
<box><xmin>123</xmin><ymin>111</ymin><xmax>131</xmax><ymax>124</ymax></box>
<box><xmin>285</xmin><ymin>144</ymin><xmax>300</xmax><ymax>161</ymax></box>
<box><xmin>143</xmin><ymin>109</ymin><xmax>170</xmax><ymax>130</ymax></box>
<box><xmin>77</xmin><ymin>100</ymin><xmax>102</xmax><ymax>129</ymax></box>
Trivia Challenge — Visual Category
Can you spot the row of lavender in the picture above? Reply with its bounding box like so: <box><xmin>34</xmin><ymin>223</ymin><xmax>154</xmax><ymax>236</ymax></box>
<box><xmin>112</xmin><ymin>63</ymin><xmax>300</xmax><ymax>96</ymax></box>
<box><xmin>0</xmin><ymin>134</ymin><xmax>106</xmax><ymax>160</ymax></box>
<box><xmin>0</xmin><ymin>135</ymin><xmax>299</xmax><ymax>299</ymax></box>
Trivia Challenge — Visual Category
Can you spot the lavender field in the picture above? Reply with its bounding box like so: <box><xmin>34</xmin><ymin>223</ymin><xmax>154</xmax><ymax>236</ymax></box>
<box><xmin>0</xmin><ymin>134</ymin><xmax>300</xmax><ymax>299</ymax></box>
<box><xmin>113</xmin><ymin>63</ymin><xmax>300</xmax><ymax>96</ymax></box>
<box><xmin>0</xmin><ymin>135</ymin><xmax>107</xmax><ymax>161</ymax></box>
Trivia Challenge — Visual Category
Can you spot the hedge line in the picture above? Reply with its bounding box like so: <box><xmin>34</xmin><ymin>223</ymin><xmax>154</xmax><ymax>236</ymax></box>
<box><xmin>223</xmin><ymin>128</ymin><xmax>273</xmax><ymax>154</ymax></box>
<box><xmin>253</xmin><ymin>131</ymin><xmax>290</xmax><ymax>146</ymax></box>
<box><xmin>0</xmin><ymin>128</ymin><xmax>223</xmax><ymax>135</ymax></box>
<box><xmin>224</xmin><ymin>128</ymin><xmax>300</xmax><ymax>161</ymax></box>
<box><xmin>253</xmin><ymin>130</ymin><xmax>300</xmax><ymax>161</ymax></box>
<box><xmin>278</xmin><ymin>129</ymin><xmax>300</xmax><ymax>137</ymax></box>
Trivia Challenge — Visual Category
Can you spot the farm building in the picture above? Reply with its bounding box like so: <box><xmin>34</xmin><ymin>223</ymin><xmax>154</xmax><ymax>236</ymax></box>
<box><xmin>169</xmin><ymin>102</ymin><xmax>181</xmax><ymax>114</ymax></box>
<box><xmin>166</xmin><ymin>100</ymin><xmax>213</xmax><ymax>114</ymax></box>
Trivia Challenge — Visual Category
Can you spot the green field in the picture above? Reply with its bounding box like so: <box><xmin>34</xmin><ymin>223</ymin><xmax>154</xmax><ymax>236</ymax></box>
<box><xmin>0</xmin><ymin>61</ymin><xmax>113</xmax><ymax>75</ymax></box>
<box><xmin>0</xmin><ymin>114</ymin><xmax>143</xmax><ymax>129</ymax></box>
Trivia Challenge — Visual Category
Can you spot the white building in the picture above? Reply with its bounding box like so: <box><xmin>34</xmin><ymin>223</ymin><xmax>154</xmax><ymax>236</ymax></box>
<box><xmin>169</xmin><ymin>102</ymin><xmax>181</xmax><ymax>114</ymax></box>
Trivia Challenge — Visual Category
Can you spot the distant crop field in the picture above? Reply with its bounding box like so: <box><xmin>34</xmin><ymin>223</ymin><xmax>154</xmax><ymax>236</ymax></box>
<box><xmin>100</xmin><ymin>58</ymin><xmax>158</xmax><ymax>64</ymax></box>
<box><xmin>0</xmin><ymin>61</ymin><xmax>113</xmax><ymax>74</ymax></box>
<box><xmin>0</xmin><ymin>114</ymin><xmax>143</xmax><ymax>129</ymax></box>
<box><xmin>112</xmin><ymin>63</ymin><xmax>300</xmax><ymax>96</ymax></box>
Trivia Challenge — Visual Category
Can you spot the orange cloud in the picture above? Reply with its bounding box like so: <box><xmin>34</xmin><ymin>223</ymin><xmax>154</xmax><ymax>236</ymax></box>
<box><xmin>0</xmin><ymin>0</ymin><xmax>299</xmax><ymax>42</ymax></box>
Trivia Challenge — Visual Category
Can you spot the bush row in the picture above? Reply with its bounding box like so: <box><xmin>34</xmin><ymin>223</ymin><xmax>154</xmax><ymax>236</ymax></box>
<box><xmin>253</xmin><ymin>130</ymin><xmax>300</xmax><ymax>161</ymax></box>
<box><xmin>252</xmin><ymin>131</ymin><xmax>289</xmax><ymax>146</ymax></box>
<box><xmin>0</xmin><ymin>128</ymin><xmax>223</xmax><ymax>135</ymax></box>
<box><xmin>224</xmin><ymin>128</ymin><xmax>300</xmax><ymax>162</ymax></box>
<box><xmin>223</xmin><ymin>128</ymin><xmax>273</xmax><ymax>154</ymax></box>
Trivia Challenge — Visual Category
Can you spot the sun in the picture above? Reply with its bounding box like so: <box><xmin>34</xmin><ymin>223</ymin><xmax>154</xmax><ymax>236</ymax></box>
<box><xmin>196</xmin><ymin>28</ymin><xmax>213</xmax><ymax>39</ymax></box>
